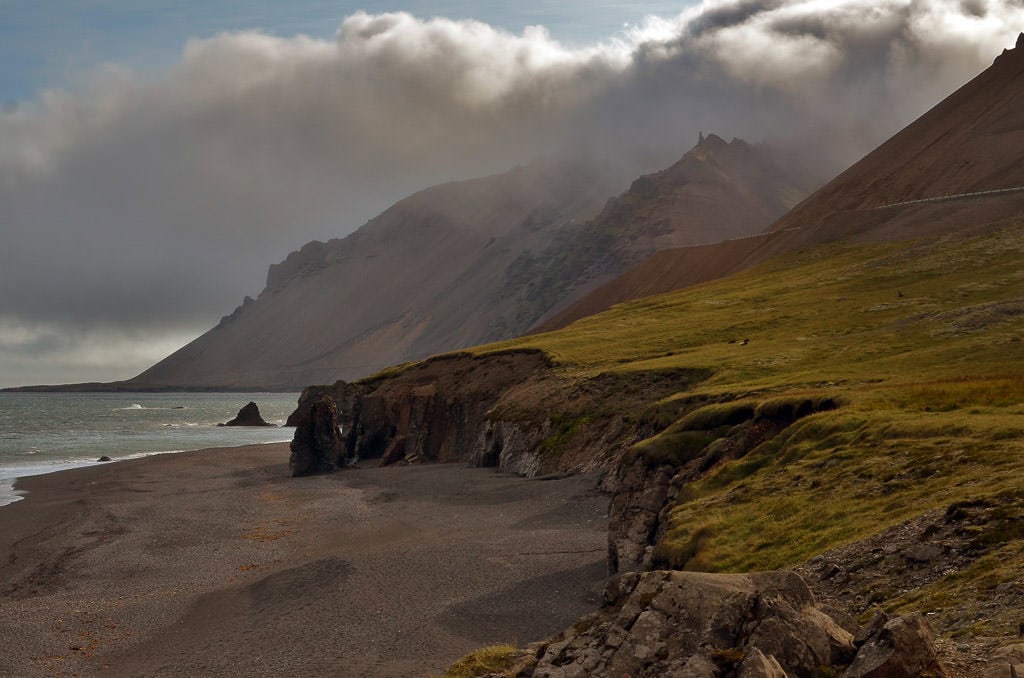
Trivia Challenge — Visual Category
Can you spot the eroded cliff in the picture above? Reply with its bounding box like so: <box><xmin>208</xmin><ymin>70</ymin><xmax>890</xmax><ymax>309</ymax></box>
<box><xmin>288</xmin><ymin>349</ymin><xmax>714</xmax><ymax>479</ymax></box>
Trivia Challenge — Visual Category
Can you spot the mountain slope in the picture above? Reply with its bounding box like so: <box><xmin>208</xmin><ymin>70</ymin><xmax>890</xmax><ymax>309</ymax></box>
<box><xmin>501</xmin><ymin>134</ymin><xmax>811</xmax><ymax>329</ymax></box>
<box><xmin>539</xmin><ymin>34</ymin><xmax>1024</xmax><ymax>332</ymax></box>
<box><xmin>131</xmin><ymin>157</ymin><xmax>618</xmax><ymax>389</ymax></box>
<box><xmin>768</xmin><ymin>31</ymin><xmax>1024</xmax><ymax>243</ymax></box>
<box><xmin>129</xmin><ymin>138</ymin><xmax>813</xmax><ymax>389</ymax></box>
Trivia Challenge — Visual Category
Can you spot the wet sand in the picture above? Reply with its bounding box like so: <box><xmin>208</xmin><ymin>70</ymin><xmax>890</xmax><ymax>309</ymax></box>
<box><xmin>0</xmin><ymin>443</ymin><xmax>609</xmax><ymax>677</ymax></box>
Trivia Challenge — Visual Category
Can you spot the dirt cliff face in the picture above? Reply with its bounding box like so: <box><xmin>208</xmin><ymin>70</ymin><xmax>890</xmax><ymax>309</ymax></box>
<box><xmin>290</xmin><ymin>353</ymin><xmax>847</xmax><ymax>582</ymax></box>
<box><xmin>606</xmin><ymin>396</ymin><xmax>840</xmax><ymax>575</ymax></box>
<box><xmin>289</xmin><ymin>355</ymin><xmax>845</xmax><ymax>578</ymax></box>
<box><xmin>289</xmin><ymin>350</ymin><xmax>713</xmax><ymax>479</ymax></box>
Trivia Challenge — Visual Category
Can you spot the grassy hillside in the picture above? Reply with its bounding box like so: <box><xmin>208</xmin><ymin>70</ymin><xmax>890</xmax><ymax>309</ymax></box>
<box><xmin>475</xmin><ymin>217</ymin><xmax>1024</xmax><ymax>639</ymax></box>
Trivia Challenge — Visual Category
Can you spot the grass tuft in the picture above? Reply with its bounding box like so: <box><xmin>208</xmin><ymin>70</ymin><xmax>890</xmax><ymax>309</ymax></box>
<box><xmin>442</xmin><ymin>644</ymin><xmax>519</xmax><ymax>678</ymax></box>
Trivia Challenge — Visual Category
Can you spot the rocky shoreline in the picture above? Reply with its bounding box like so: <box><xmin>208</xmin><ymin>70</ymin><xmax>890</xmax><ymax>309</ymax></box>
<box><xmin>289</xmin><ymin>350</ymin><xmax>1024</xmax><ymax>676</ymax></box>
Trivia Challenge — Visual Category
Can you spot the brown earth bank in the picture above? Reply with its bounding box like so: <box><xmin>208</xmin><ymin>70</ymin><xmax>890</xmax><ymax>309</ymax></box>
<box><xmin>289</xmin><ymin>349</ymin><xmax>715</xmax><ymax>480</ymax></box>
<box><xmin>0</xmin><ymin>443</ymin><xmax>609</xmax><ymax>677</ymax></box>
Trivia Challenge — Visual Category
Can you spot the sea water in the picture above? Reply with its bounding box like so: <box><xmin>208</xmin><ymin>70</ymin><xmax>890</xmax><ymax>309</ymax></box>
<box><xmin>0</xmin><ymin>392</ymin><xmax>300</xmax><ymax>506</ymax></box>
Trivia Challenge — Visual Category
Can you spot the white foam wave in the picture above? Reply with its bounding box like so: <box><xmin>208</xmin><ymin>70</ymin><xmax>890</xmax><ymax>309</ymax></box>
<box><xmin>117</xmin><ymin>404</ymin><xmax>185</xmax><ymax>411</ymax></box>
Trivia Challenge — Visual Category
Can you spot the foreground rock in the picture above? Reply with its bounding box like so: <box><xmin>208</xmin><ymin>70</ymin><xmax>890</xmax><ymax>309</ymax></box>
<box><xmin>985</xmin><ymin>644</ymin><xmax>1024</xmax><ymax>678</ymax></box>
<box><xmin>289</xmin><ymin>395</ymin><xmax>350</xmax><ymax>476</ymax></box>
<box><xmin>517</xmin><ymin>570</ymin><xmax>944</xmax><ymax>678</ymax></box>
<box><xmin>846</xmin><ymin>612</ymin><xmax>944</xmax><ymax>677</ymax></box>
<box><xmin>219</xmin><ymin>401</ymin><xmax>275</xmax><ymax>427</ymax></box>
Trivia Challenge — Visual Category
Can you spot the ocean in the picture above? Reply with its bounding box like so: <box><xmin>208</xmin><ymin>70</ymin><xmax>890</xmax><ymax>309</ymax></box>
<box><xmin>0</xmin><ymin>392</ymin><xmax>300</xmax><ymax>506</ymax></box>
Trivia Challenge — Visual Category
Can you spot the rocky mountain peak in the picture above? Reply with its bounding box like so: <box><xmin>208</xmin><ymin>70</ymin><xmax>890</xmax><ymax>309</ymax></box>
<box><xmin>994</xmin><ymin>31</ymin><xmax>1024</xmax><ymax>64</ymax></box>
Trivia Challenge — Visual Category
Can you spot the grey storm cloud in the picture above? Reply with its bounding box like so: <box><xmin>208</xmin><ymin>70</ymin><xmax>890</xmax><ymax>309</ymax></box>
<box><xmin>1</xmin><ymin>0</ymin><xmax>1023</xmax><ymax>385</ymax></box>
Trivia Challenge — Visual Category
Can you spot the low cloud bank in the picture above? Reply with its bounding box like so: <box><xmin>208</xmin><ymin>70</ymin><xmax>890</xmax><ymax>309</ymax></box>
<box><xmin>2</xmin><ymin>0</ymin><xmax>1022</xmax><ymax>386</ymax></box>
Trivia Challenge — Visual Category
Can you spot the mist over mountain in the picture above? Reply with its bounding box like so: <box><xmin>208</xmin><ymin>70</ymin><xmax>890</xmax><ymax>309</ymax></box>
<box><xmin>541</xmin><ymin>33</ymin><xmax>1024</xmax><ymax>331</ymax></box>
<box><xmin>505</xmin><ymin>134</ymin><xmax>814</xmax><ymax>330</ymax></box>
<box><xmin>2</xmin><ymin>1</ymin><xmax>1023</xmax><ymax>387</ymax></box>
<box><xmin>127</xmin><ymin>136</ymin><xmax>813</xmax><ymax>389</ymax></box>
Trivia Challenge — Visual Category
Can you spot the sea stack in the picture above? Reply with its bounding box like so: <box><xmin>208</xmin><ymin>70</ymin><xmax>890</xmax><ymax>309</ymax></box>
<box><xmin>220</xmin><ymin>402</ymin><xmax>275</xmax><ymax>427</ymax></box>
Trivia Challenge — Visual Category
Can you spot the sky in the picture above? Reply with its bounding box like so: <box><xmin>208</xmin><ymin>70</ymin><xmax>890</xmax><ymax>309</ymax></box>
<box><xmin>0</xmin><ymin>1</ymin><xmax>689</xmax><ymax>102</ymax></box>
<box><xmin>1</xmin><ymin>0</ymin><xmax>1023</xmax><ymax>388</ymax></box>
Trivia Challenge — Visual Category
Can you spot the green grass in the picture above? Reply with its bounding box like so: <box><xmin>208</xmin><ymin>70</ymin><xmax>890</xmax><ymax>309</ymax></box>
<box><xmin>441</xmin><ymin>644</ymin><xmax>519</xmax><ymax>678</ymax></box>
<box><xmin>467</xmin><ymin>219</ymin><xmax>1024</xmax><ymax>636</ymax></box>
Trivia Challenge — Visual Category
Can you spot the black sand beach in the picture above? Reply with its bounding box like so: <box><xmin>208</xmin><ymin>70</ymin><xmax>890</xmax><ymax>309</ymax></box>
<box><xmin>0</xmin><ymin>443</ymin><xmax>609</xmax><ymax>677</ymax></box>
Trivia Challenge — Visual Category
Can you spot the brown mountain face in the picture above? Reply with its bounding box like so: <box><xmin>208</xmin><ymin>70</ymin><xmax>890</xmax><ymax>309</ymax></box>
<box><xmin>506</xmin><ymin>135</ymin><xmax>814</xmax><ymax>329</ymax></box>
<box><xmin>130</xmin><ymin>158</ymin><xmax>619</xmax><ymax>389</ymax></box>
<box><xmin>128</xmin><ymin>138</ymin><xmax>813</xmax><ymax>390</ymax></box>
<box><xmin>540</xmin><ymin>35</ymin><xmax>1024</xmax><ymax>332</ymax></box>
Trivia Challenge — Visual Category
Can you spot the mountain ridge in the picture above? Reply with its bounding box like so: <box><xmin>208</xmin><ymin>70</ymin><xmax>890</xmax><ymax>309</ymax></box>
<box><xmin>537</xmin><ymin>33</ymin><xmax>1024</xmax><ymax>333</ymax></box>
<box><xmin>86</xmin><ymin>135</ymin><xmax>813</xmax><ymax>391</ymax></box>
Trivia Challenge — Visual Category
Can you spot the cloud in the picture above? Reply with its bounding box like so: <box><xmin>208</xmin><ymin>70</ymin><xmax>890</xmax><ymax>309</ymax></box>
<box><xmin>0</xmin><ymin>318</ymin><xmax>195</xmax><ymax>387</ymax></box>
<box><xmin>1</xmin><ymin>1</ymin><xmax>1023</xmax><ymax>386</ymax></box>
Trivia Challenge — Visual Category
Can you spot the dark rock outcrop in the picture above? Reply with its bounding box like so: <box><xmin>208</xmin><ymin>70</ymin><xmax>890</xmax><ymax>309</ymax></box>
<box><xmin>528</xmin><ymin>570</ymin><xmax>855</xmax><ymax>677</ymax></box>
<box><xmin>96</xmin><ymin>456</ymin><xmax>112</xmax><ymax>462</ymax></box>
<box><xmin>798</xmin><ymin>494</ymin><xmax>1024</xmax><ymax>642</ymax></box>
<box><xmin>846</xmin><ymin>613</ymin><xmax>944</xmax><ymax>677</ymax></box>
<box><xmin>289</xmin><ymin>351</ymin><xmax>549</xmax><ymax>469</ymax></box>
<box><xmin>287</xmin><ymin>351</ymin><xmax>712</xmax><ymax>476</ymax></box>
<box><xmin>522</xmin><ymin>569</ymin><xmax>944</xmax><ymax>678</ymax></box>
<box><xmin>288</xmin><ymin>395</ymin><xmax>349</xmax><ymax>476</ymax></box>
<box><xmin>220</xmin><ymin>401</ymin><xmax>275</xmax><ymax>427</ymax></box>
<box><xmin>985</xmin><ymin>644</ymin><xmax>1024</xmax><ymax>678</ymax></box>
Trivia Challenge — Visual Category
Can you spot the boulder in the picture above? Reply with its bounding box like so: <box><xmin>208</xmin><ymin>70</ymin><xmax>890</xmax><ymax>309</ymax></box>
<box><xmin>96</xmin><ymin>456</ymin><xmax>112</xmax><ymax>462</ymax></box>
<box><xmin>738</xmin><ymin>648</ymin><xmax>787</xmax><ymax>678</ymax></box>
<box><xmin>381</xmin><ymin>435</ymin><xmax>408</xmax><ymax>466</ymax></box>
<box><xmin>530</xmin><ymin>570</ymin><xmax>856</xmax><ymax>677</ymax></box>
<box><xmin>985</xmin><ymin>644</ymin><xmax>1024</xmax><ymax>678</ymax></box>
<box><xmin>844</xmin><ymin>613</ymin><xmax>944</xmax><ymax>677</ymax></box>
<box><xmin>289</xmin><ymin>395</ymin><xmax>349</xmax><ymax>476</ymax></box>
<box><xmin>220</xmin><ymin>401</ymin><xmax>275</xmax><ymax>427</ymax></box>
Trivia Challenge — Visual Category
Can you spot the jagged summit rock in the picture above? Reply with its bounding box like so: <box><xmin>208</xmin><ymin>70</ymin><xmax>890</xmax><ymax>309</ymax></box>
<box><xmin>219</xmin><ymin>401</ymin><xmax>274</xmax><ymax>427</ymax></box>
<box><xmin>996</xmin><ymin>32</ymin><xmax>1024</xmax><ymax>63</ymax></box>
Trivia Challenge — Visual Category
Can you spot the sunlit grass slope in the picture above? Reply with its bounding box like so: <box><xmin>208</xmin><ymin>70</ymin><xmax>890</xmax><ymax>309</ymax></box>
<box><xmin>483</xmin><ymin>219</ymin><xmax>1024</xmax><ymax>634</ymax></box>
